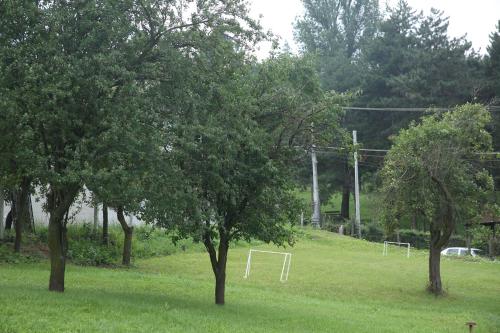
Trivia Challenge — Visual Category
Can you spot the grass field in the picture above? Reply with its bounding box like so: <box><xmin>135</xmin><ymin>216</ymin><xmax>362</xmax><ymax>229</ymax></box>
<box><xmin>1</xmin><ymin>229</ymin><xmax>499</xmax><ymax>332</ymax></box>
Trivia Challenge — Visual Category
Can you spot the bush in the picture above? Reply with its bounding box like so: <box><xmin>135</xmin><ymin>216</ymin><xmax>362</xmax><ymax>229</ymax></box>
<box><xmin>362</xmin><ymin>222</ymin><xmax>384</xmax><ymax>242</ymax></box>
<box><xmin>470</xmin><ymin>226</ymin><xmax>491</xmax><ymax>252</ymax></box>
<box><xmin>2</xmin><ymin>223</ymin><xmax>204</xmax><ymax>266</ymax></box>
<box><xmin>0</xmin><ymin>243</ymin><xmax>41</xmax><ymax>264</ymax></box>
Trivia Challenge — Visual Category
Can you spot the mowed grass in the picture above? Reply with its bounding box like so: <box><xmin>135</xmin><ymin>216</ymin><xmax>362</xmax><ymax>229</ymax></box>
<box><xmin>1</xmin><ymin>229</ymin><xmax>499</xmax><ymax>333</ymax></box>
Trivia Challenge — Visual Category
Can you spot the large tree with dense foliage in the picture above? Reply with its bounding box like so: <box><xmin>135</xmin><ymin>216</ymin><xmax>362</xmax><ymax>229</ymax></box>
<box><xmin>480</xmin><ymin>21</ymin><xmax>500</xmax><ymax>187</ymax></box>
<box><xmin>294</xmin><ymin>0</ymin><xmax>379</xmax><ymax>91</ymax></box>
<box><xmin>380</xmin><ymin>104</ymin><xmax>494</xmax><ymax>294</ymax></box>
<box><xmin>361</xmin><ymin>2</ymin><xmax>480</xmax><ymax>109</ymax></box>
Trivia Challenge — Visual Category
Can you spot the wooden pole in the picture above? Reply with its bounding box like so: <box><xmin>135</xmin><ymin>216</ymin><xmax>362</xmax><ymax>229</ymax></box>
<box><xmin>311</xmin><ymin>123</ymin><xmax>320</xmax><ymax>228</ymax></box>
<box><xmin>353</xmin><ymin>130</ymin><xmax>361</xmax><ymax>238</ymax></box>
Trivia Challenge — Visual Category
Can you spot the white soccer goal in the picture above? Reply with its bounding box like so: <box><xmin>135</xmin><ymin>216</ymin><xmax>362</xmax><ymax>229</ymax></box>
<box><xmin>243</xmin><ymin>249</ymin><xmax>292</xmax><ymax>282</ymax></box>
<box><xmin>383</xmin><ymin>241</ymin><xmax>411</xmax><ymax>258</ymax></box>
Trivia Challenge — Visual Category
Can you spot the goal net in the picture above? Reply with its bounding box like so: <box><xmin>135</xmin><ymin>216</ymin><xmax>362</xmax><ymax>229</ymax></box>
<box><xmin>243</xmin><ymin>249</ymin><xmax>292</xmax><ymax>282</ymax></box>
<box><xmin>383</xmin><ymin>241</ymin><xmax>411</xmax><ymax>258</ymax></box>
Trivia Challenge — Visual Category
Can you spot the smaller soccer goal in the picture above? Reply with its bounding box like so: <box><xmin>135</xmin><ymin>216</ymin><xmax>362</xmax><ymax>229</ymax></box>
<box><xmin>243</xmin><ymin>249</ymin><xmax>292</xmax><ymax>282</ymax></box>
<box><xmin>383</xmin><ymin>241</ymin><xmax>411</xmax><ymax>258</ymax></box>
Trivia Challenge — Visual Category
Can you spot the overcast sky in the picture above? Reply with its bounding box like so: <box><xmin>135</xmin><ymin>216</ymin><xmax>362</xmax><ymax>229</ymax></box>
<box><xmin>248</xmin><ymin>0</ymin><xmax>500</xmax><ymax>58</ymax></box>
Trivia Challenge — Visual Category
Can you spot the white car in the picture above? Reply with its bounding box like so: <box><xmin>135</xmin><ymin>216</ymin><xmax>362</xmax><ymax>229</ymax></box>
<box><xmin>441</xmin><ymin>247</ymin><xmax>481</xmax><ymax>257</ymax></box>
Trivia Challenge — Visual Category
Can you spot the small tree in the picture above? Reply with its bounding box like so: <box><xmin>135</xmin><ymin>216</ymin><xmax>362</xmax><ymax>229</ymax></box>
<box><xmin>380</xmin><ymin>104</ymin><xmax>494</xmax><ymax>295</ymax></box>
<box><xmin>148</xmin><ymin>51</ymin><xmax>345</xmax><ymax>304</ymax></box>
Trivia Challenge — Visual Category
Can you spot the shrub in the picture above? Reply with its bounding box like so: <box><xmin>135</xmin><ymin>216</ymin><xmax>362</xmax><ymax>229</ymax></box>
<box><xmin>362</xmin><ymin>222</ymin><xmax>384</xmax><ymax>242</ymax></box>
<box><xmin>0</xmin><ymin>243</ymin><xmax>40</xmax><ymax>264</ymax></box>
<box><xmin>2</xmin><ymin>224</ymin><xmax>204</xmax><ymax>266</ymax></box>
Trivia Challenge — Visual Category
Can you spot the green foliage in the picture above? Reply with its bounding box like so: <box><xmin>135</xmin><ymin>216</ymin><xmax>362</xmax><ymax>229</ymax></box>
<box><xmin>361</xmin><ymin>222</ymin><xmax>385</xmax><ymax>242</ymax></box>
<box><xmin>294</xmin><ymin>0</ymin><xmax>379</xmax><ymax>91</ymax></box>
<box><xmin>148</xmin><ymin>51</ymin><xmax>346</xmax><ymax>251</ymax></box>
<box><xmin>380</xmin><ymin>104</ymin><xmax>493</xmax><ymax>232</ymax></box>
<box><xmin>361</xmin><ymin>2</ymin><xmax>479</xmax><ymax>108</ymax></box>
<box><xmin>0</xmin><ymin>243</ymin><xmax>40</xmax><ymax>264</ymax></box>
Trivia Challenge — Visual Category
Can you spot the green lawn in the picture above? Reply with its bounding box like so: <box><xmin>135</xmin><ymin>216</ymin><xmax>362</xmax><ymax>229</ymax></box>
<box><xmin>1</xmin><ymin>229</ymin><xmax>499</xmax><ymax>332</ymax></box>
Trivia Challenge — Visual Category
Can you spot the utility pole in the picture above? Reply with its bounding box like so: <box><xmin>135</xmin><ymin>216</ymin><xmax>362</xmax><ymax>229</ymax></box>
<box><xmin>353</xmin><ymin>130</ymin><xmax>361</xmax><ymax>238</ymax></box>
<box><xmin>311</xmin><ymin>123</ymin><xmax>321</xmax><ymax>228</ymax></box>
<box><xmin>0</xmin><ymin>189</ymin><xmax>4</xmax><ymax>240</ymax></box>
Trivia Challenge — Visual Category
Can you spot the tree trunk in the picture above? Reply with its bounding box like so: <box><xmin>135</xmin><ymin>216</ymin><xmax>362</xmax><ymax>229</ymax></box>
<box><xmin>426</xmin><ymin>175</ymin><xmax>456</xmax><ymax>295</ymax></box>
<box><xmin>204</xmin><ymin>228</ymin><xmax>230</xmax><ymax>305</ymax></box>
<box><xmin>215</xmin><ymin>240</ymin><xmax>228</xmax><ymax>305</ymax></box>
<box><xmin>411</xmin><ymin>213</ymin><xmax>417</xmax><ymax>230</ymax></box>
<box><xmin>13</xmin><ymin>178</ymin><xmax>32</xmax><ymax>252</ymax></box>
<box><xmin>102</xmin><ymin>203</ymin><xmax>109</xmax><ymax>246</ymax></box>
<box><xmin>48</xmin><ymin>210</ymin><xmax>66</xmax><ymax>292</ymax></box>
<box><xmin>427</xmin><ymin>215</ymin><xmax>453</xmax><ymax>295</ymax></box>
<box><xmin>47</xmin><ymin>186</ymin><xmax>78</xmax><ymax>292</ymax></box>
<box><xmin>20</xmin><ymin>179</ymin><xmax>33</xmax><ymax>233</ymax></box>
<box><xmin>116</xmin><ymin>206</ymin><xmax>133</xmax><ymax>266</ymax></box>
<box><xmin>5</xmin><ymin>210</ymin><xmax>12</xmax><ymax>230</ymax></box>
<box><xmin>0</xmin><ymin>189</ymin><xmax>4</xmax><ymax>240</ymax></box>
<box><xmin>340</xmin><ymin>160</ymin><xmax>351</xmax><ymax>220</ymax></box>
<box><xmin>428</xmin><ymin>239</ymin><xmax>442</xmax><ymax>295</ymax></box>
<box><xmin>12</xmin><ymin>195</ymin><xmax>21</xmax><ymax>252</ymax></box>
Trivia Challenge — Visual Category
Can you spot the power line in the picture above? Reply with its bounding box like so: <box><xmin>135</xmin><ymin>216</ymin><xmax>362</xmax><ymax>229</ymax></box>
<box><xmin>319</xmin><ymin>146</ymin><xmax>500</xmax><ymax>155</ymax></box>
<box><xmin>341</xmin><ymin>106</ymin><xmax>500</xmax><ymax>112</ymax></box>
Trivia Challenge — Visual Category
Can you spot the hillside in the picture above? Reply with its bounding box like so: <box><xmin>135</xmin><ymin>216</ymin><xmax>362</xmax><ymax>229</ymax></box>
<box><xmin>1</xmin><ymin>229</ymin><xmax>499</xmax><ymax>332</ymax></box>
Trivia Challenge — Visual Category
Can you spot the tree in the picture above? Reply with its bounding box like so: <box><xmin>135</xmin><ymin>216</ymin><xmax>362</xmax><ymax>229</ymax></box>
<box><xmin>147</xmin><ymin>49</ymin><xmax>345</xmax><ymax>304</ymax></box>
<box><xmin>0</xmin><ymin>2</ymin><xmax>39</xmax><ymax>252</ymax></box>
<box><xmin>295</xmin><ymin>0</ymin><xmax>379</xmax><ymax>90</ymax></box>
<box><xmin>0</xmin><ymin>0</ymin><xmax>254</xmax><ymax>291</ymax></box>
<box><xmin>380</xmin><ymin>104</ymin><xmax>493</xmax><ymax>294</ymax></box>
<box><xmin>480</xmin><ymin>21</ymin><xmax>500</xmax><ymax>188</ymax></box>
<box><xmin>294</xmin><ymin>0</ymin><xmax>379</xmax><ymax>219</ymax></box>
<box><xmin>483</xmin><ymin>20</ymin><xmax>500</xmax><ymax>104</ymax></box>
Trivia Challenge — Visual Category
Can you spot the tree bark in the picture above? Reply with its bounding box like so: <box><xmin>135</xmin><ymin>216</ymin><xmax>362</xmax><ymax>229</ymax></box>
<box><xmin>411</xmin><ymin>213</ymin><xmax>417</xmax><ymax>230</ymax></box>
<box><xmin>426</xmin><ymin>175</ymin><xmax>455</xmax><ymax>295</ymax></box>
<box><xmin>93</xmin><ymin>203</ymin><xmax>99</xmax><ymax>234</ymax></box>
<box><xmin>204</xmin><ymin>228</ymin><xmax>230</xmax><ymax>305</ymax></box>
<box><xmin>0</xmin><ymin>189</ymin><xmax>4</xmax><ymax>240</ymax></box>
<box><xmin>5</xmin><ymin>210</ymin><xmax>12</xmax><ymax>230</ymax></box>
<box><xmin>215</xmin><ymin>238</ymin><xmax>228</xmax><ymax>305</ymax></box>
<box><xmin>428</xmin><ymin>240</ymin><xmax>442</xmax><ymax>295</ymax></box>
<box><xmin>48</xmin><ymin>210</ymin><xmax>66</xmax><ymax>292</ymax></box>
<box><xmin>340</xmin><ymin>160</ymin><xmax>351</xmax><ymax>220</ymax></box>
<box><xmin>102</xmin><ymin>203</ymin><xmax>109</xmax><ymax>246</ymax></box>
<box><xmin>12</xmin><ymin>193</ymin><xmax>21</xmax><ymax>252</ymax></box>
<box><xmin>47</xmin><ymin>185</ymin><xmax>78</xmax><ymax>292</ymax></box>
<box><xmin>116</xmin><ymin>206</ymin><xmax>133</xmax><ymax>266</ymax></box>
<box><xmin>13</xmin><ymin>178</ymin><xmax>32</xmax><ymax>252</ymax></box>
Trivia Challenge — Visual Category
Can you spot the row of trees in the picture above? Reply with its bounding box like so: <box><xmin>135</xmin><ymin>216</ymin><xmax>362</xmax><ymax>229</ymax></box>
<box><xmin>294</xmin><ymin>0</ymin><xmax>500</xmax><ymax>217</ymax></box>
<box><xmin>0</xmin><ymin>0</ymin><xmax>345</xmax><ymax>304</ymax></box>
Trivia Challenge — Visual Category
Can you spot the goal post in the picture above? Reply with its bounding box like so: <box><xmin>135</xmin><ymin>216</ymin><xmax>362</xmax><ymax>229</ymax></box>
<box><xmin>243</xmin><ymin>249</ymin><xmax>292</xmax><ymax>282</ymax></box>
<box><xmin>383</xmin><ymin>241</ymin><xmax>411</xmax><ymax>258</ymax></box>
